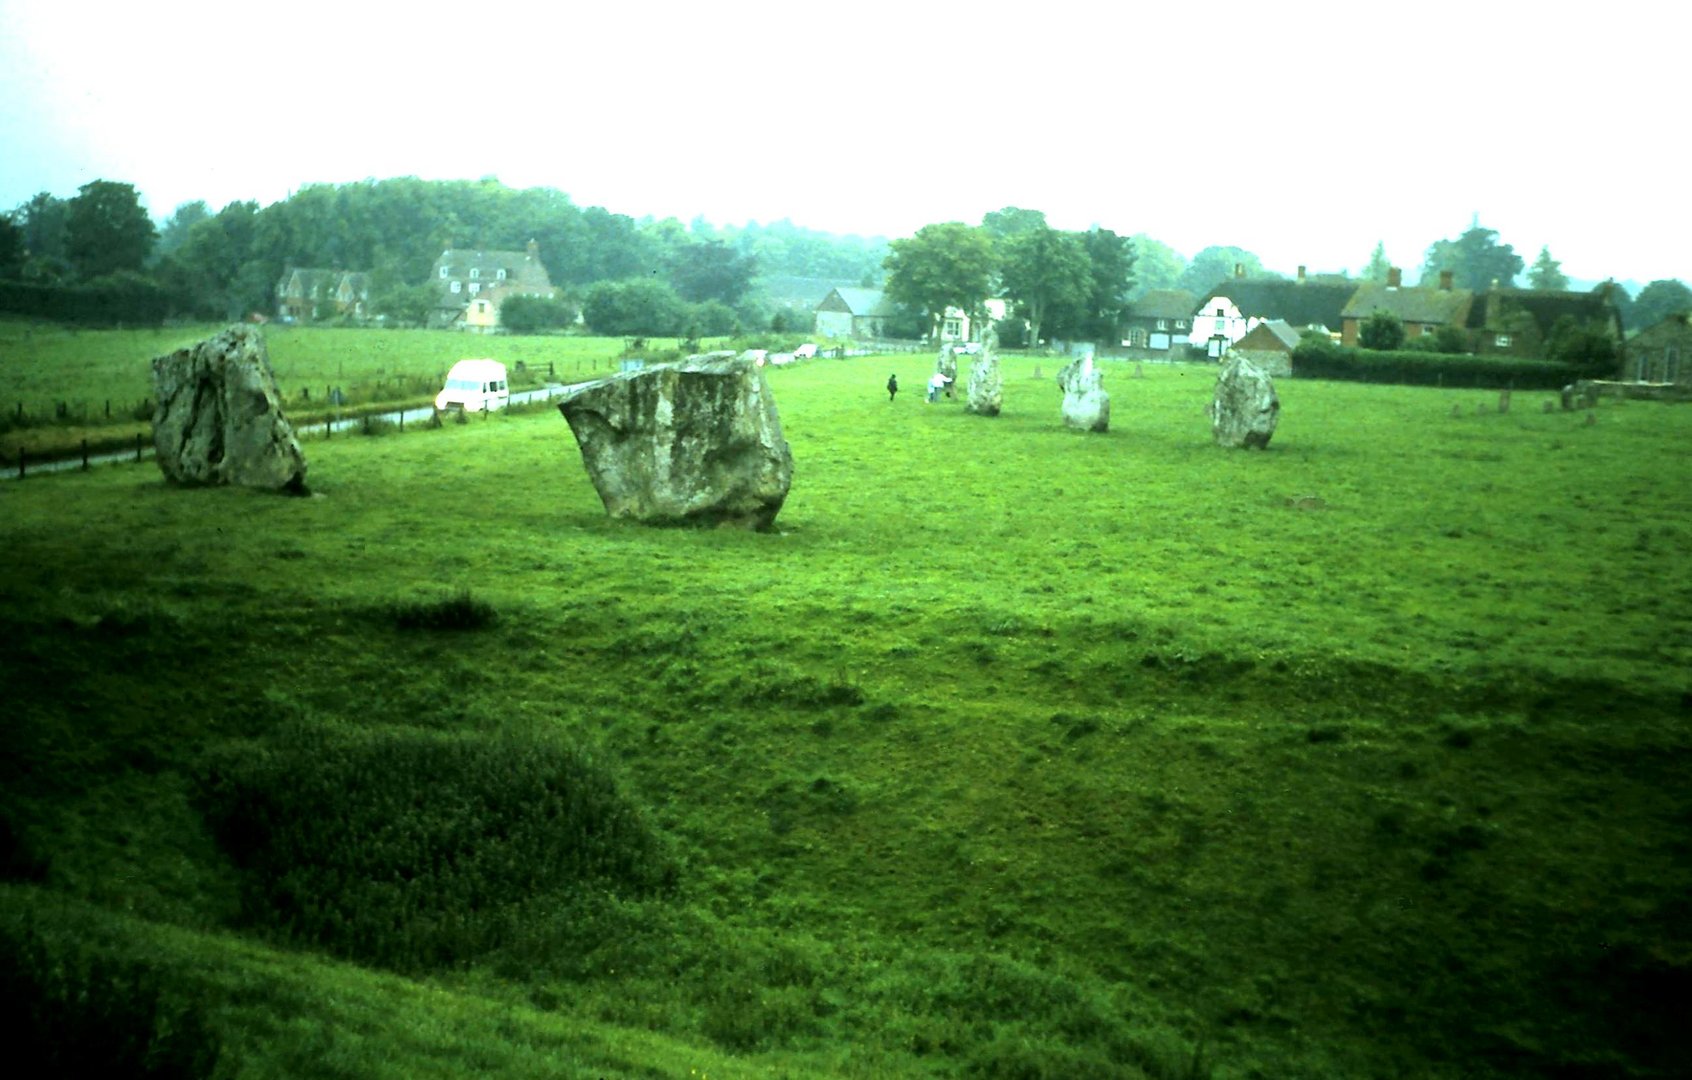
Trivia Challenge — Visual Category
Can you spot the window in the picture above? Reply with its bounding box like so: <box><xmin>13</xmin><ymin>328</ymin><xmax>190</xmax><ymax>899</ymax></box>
<box><xmin>1214</xmin><ymin>318</ymin><xmax>1226</xmax><ymax>331</ymax></box>
<box><xmin>1214</xmin><ymin>307</ymin><xmax>1224</xmax><ymax>317</ymax></box>
<box><xmin>1422</xmin><ymin>325</ymin><xmax>1435</xmax><ymax>335</ymax></box>
<box><xmin>496</xmin><ymin>269</ymin><xmax>507</xmax><ymax>280</ymax></box>
<box><xmin>1495</xmin><ymin>333</ymin><xmax>1512</xmax><ymax>348</ymax></box>
<box><xmin>943</xmin><ymin>319</ymin><xmax>962</xmax><ymax>338</ymax></box>
<box><xmin>1667</xmin><ymin>347</ymin><xmax>1681</xmax><ymax>382</ymax></box>
<box><xmin>450</xmin><ymin>281</ymin><xmax>462</xmax><ymax>294</ymax></box>
<box><xmin>469</xmin><ymin>282</ymin><xmax>481</xmax><ymax>295</ymax></box>
<box><xmin>470</xmin><ymin>268</ymin><xmax>480</xmax><ymax>280</ymax></box>
<box><xmin>1176</xmin><ymin>320</ymin><xmax>1188</xmax><ymax>329</ymax></box>
<box><xmin>439</xmin><ymin>266</ymin><xmax>449</xmax><ymax>278</ymax></box>
<box><xmin>1156</xmin><ymin>319</ymin><xmax>1168</xmax><ymax>330</ymax></box>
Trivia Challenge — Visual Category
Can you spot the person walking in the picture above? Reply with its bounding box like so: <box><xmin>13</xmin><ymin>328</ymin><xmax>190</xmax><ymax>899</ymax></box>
<box><xmin>887</xmin><ymin>373</ymin><xmax>899</xmax><ymax>402</ymax></box>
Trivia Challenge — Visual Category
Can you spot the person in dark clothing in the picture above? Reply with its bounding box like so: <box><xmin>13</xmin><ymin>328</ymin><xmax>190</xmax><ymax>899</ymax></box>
<box><xmin>887</xmin><ymin>373</ymin><xmax>898</xmax><ymax>402</ymax></box>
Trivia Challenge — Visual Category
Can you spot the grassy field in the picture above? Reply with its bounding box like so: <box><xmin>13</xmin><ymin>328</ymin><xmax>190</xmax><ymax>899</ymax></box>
<box><xmin>0</xmin><ymin>321</ymin><xmax>666</xmax><ymax>463</ymax></box>
<box><xmin>2</xmin><ymin>342</ymin><xmax>1689</xmax><ymax>1079</ymax></box>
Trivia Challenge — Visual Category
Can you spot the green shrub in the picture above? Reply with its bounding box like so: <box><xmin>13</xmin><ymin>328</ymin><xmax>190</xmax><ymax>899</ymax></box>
<box><xmin>199</xmin><ymin>727</ymin><xmax>676</xmax><ymax>971</ymax></box>
<box><xmin>0</xmin><ymin>907</ymin><xmax>222</xmax><ymax>1079</ymax></box>
<box><xmin>1291</xmin><ymin>339</ymin><xmax>1577</xmax><ymax>388</ymax></box>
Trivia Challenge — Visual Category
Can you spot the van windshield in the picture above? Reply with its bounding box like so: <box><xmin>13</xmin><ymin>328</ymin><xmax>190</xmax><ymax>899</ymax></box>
<box><xmin>445</xmin><ymin>378</ymin><xmax>481</xmax><ymax>391</ymax></box>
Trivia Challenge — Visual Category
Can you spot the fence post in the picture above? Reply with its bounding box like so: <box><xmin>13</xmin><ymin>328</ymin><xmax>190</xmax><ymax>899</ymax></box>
<box><xmin>399</xmin><ymin>409</ymin><xmax>404</xmax><ymax>432</ymax></box>
<box><xmin>136</xmin><ymin>433</ymin><xmax>143</xmax><ymax>462</ymax></box>
<box><xmin>81</xmin><ymin>438</ymin><xmax>89</xmax><ymax>471</ymax></box>
<box><xmin>326</xmin><ymin>417</ymin><xmax>331</xmax><ymax>439</ymax></box>
<box><xmin>17</xmin><ymin>447</ymin><xmax>23</xmax><ymax>480</ymax></box>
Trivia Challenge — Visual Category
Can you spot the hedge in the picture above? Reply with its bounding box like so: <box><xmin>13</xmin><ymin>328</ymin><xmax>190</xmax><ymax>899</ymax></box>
<box><xmin>1291</xmin><ymin>341</ymin><xmax>1580</xmax><ymax>389</ymax></box>
<box><xmin>0</xmin><ymin>278</ymin><xmax>171</xmax><ymax>327</ymax></box>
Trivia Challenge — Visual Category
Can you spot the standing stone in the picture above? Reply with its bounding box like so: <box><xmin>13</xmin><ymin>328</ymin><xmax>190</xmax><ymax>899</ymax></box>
<box><xmin>150</xmin><ymin>325</ymin><xmax>308</xmax><ymax>492</ymax></box>
<box><xmin>556</xmin><ymin>352</ymin><xmax>793</xmax><ymax>530</ymax></box>
<box><xmin>934</xmin><ymin>345</ymin><xmax>958</xmax><ymax>399</ymax></box>
<box><xmin>1059</xmin><ymin>353</ymin><xmax>1110</xmax><ymax>433</ymax></box>
<box><xmin>1208</xmin><ymin>355</ymin><xmax>1279</xmax><ymax>449</ymax></box>
<box><xmin>965</xmin><ymin>325</ymin><xmax>1002</xmax><ymax>416</ymax></box>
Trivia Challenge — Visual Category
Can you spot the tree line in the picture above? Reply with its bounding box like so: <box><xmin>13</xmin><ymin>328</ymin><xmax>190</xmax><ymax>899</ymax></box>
<box><xmin>2</xmin><ymin>183</ymin><xmax>1687</xmax><ymax>337</ymax></box>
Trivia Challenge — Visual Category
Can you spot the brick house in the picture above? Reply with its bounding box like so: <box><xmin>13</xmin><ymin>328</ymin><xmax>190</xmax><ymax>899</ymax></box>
<box><xmin>1121</xmin><ymin>289</ymin><xmax>1196</xmax><ymax>351</ymax></box>
<box><xmin>431</xmin><ymin>240</ymin><xmax>558</xmax><ymax>331</ymax></box>
<box><xmin>1340</xmin><ymin>269</ymin><xmax>1473</xmax><ymax>346</ymax></box>
<box><xmin>1463</xmin><ymin>285</ymin><xmax>1623</xmax><ymax>359</ymax></box>
<box><xmin>1230</xmin><ymin>319</ymin><xmax>1302</xmax><ymax>376</ymax></box>
<box><xmin>275</xmin><ymin>268</ymin><xmax>372</xmax><ymax>321</ymax></box>
<box><xmin>1624</xmin><ymin>313</ymin><xmax>1692</xmax><ymax>383</ymax></box>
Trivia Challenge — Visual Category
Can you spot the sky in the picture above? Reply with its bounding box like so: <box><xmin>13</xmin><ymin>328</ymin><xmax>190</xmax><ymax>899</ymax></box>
<box><xmin>1</xmin><ymin>0</ymin><xmax>1683</xmax><ymax>287</ymax></box>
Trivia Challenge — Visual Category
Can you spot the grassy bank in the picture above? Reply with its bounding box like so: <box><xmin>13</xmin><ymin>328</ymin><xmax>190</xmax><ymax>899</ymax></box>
<box><xmin>2</xmin><ymin>351</ymin><xmax>1688</xmax><ymax>1078</ymax></box>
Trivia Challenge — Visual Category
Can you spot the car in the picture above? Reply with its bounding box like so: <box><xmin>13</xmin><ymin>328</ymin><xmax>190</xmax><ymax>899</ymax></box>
<box><xmin>792</xmin><ymin>343</ymin><xmax>818</xmax><ymax>359</ymax></box>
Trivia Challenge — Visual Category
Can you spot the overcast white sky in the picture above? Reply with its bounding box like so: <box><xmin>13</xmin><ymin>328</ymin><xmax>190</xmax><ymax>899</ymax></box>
<box><xmin>1</xmin><ymin>0</ymin><xmax>1682</xmax><ymax>286</ymax></box>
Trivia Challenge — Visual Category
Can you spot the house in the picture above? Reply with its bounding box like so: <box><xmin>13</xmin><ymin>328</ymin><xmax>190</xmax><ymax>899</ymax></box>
<box><xmin>275</xmin><ymin>268</ymin><xmax>372</xmax><ymax>321</ymax></box>
<box><xmin>1339</xmin><ymin>269</ymin><xmax>1473</xmax><ymax>346</ymax></box>
<box><xmin>813</xmin><ymin>287</ymin><xmax>902</xmax><ymax>338</ymax></box>
<box><xmin>1463</xmin><ymin>285</ymin><xmax>1623</xmax><ymax>359</ymax></box>
<box><xmin>1191</xmin><ymin>266</ymin><xmax>1355</xmax><ymax>358</ymax></box>
<box><xmin>1623</xmin><ymin>313</ymin><xmax>1691</xmax><ymax>383</ymax></box>
<box><xmin>1230</xmin><ymin>319</ymin><xmax>1303</xmax><ymax>376</ymax></box>
<box><xmin>431</xmin><ymin>240</ymin><xmax>558</xmax><ymax>331</ymax></box>
<box><xmin>1122</xmin><ymin>290</ymin><xmax>1196</xmax><ymax>351</ymax></box>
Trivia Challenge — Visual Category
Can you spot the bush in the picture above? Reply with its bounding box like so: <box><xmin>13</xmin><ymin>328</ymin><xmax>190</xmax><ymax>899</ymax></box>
<box><xmin>1359</xmin><ymin>309</ymin><xmax>1405</xmax><ymax>351</ymax></box>
<box><xmin>0</xmin><ymin>906</ymin><xmax>222</xmax><ymax>1079</ymax></box>
<box><xmin>1291</xmin><ymin>339</ymin><xmax>1578</xmax><ymax>389</ymax></box>
<box><xmin>498</xmin><ymin>294</ymin><xmax>578</xmax><ymax>335</ymax></box>
<box><xmin>199</xmin><ymin>727</ymin><xmax>676</xmax><ymax>972</ymax></box>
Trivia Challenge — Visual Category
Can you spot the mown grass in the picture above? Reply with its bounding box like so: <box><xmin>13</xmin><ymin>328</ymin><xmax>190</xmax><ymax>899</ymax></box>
<box><xmin>1</xmin><ymin>349</ymin><xmax>1689</xmax><ymax>1078</ymax></box>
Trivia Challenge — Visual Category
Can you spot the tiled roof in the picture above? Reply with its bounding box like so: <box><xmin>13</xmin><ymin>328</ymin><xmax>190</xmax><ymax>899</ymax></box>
<box><xmin>1129</xmin><ymin>289</ymin><xmax>1198</xmax><ymax>320</ymax></box>
<box><xmin>1198</xmin><ymin>280</ymin><xmax>1355</xmax><ymax>331</ymax></box>
<box><xmin>1342</xmin><ymin>282</ymin><xmax>1473</xmax><ymax>324</ymax></box>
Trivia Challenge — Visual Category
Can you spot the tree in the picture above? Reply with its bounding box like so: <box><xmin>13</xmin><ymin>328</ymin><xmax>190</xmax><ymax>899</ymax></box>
<box><xmin>1128</xmin><ymin>235</ymin><xmax>1185</xmax><ymax>298</ymax></box>
<box><xmin>497</xmin><ymin>294</ymin><xmax>578</xmax><ymax>334</ymax></box>
<box><xmin>12</xmin><ymin>192</ymin><xmax>70</xmax><ymax>282</ymax></box>
<box><xmin>996</xmin><ymin>225</ymin><xmax>1092</xmax><ymax>347</ymax></box>
<box><xmin>371</xmin><ymin>283</ymin><xmax>437</xmax><ymax>327</ymax></box>
<box><xmin>1362</xmin><ymin>241</ymin><xmax>1392</xmax><ymax>283</ymax></box>
<box><xmin>1359</xmin><ymin>310</ymin><xmax>1405</xmax><ymax>350</ymax></box>
<box><xmin>65</xmin><ymin>180</ymin><xmax>157</xmax><ymax>281</ymax></box>
<box><xmin>0</xmin><ymin>214</ymin><xmax>23</xmax><ymax>279</ymax></box>
<box><xmin>1179</xmin><ymin>246</ymin><xmax>1270</xmax><ymax>297</ymax></box>
<box><xmin>1546</xmin><ymin>315</ymin><xmax>1620</xmax><ymax>378</ymax></box>
<box><xmin>668</xmin><ymin>240</ymin><xmax>755</xmax><ymax>305</ymax></box>
<box><xmin>155</xmin><ymin>201</ymin><xmax>211</xmax><ymax>262</ymax></box>
<box><xmin>1528</xmin><ymin>246</ymin><xmax>1568</xmax><ymax>291</ymax></box>
<box><xmin>1075</xmin><ymin>228</ymin><xmax>1136</xmax><ymax>345</ymax></box>
<box><xmin>582</xmin><ymin>278</ymin><xmax>688</xmax><ymax>336</ymax></box>
<box><xmin>980</xmin><ymin>206</ymin><xmax>1047</xmax><ymax>242</ymax></box>
<box><xmin>1628</xmin><ymin>279</ymin><xmax>1692</xmax><ymax>331</ymax></box>
<box><xmin>1419</xmin><ymin>219</ymin><xmax>1523</xmax><ymax>291</ymax></box>
<box><xmin>882</xmin><ymin>222</ymin><xmax>996</xmax><ymax>340</ymax></box>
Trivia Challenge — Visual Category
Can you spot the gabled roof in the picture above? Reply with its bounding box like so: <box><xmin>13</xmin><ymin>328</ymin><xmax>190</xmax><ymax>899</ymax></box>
<box><xmin>1342</xmin><ymin>282</ymin><xmax>1473</xmax><ymax>325</ymax></box>
<box><xmin>818</xmin><ymin>286</ymin><xmax>900</xmax><ymax>317</ymax></box>
<box><xmin>1236</xmin><ymin>319</ymin><xmax>1304</xmax><ymax>350</ymax></box>
<box><xmin>1197</xmin><ymin>279</ymin><xmax>1355</xmax><ymax>331</ymax></box>
<box><xmin>1465</xmin><ymin>287</ymin><xmax>1621</xmax><ymax>335</ymax></box>
<box><xmin>434</xmin><ymin>245</ymin><xmax>554</xmax><ymax>290</ymax></box>
<box><xmin>1129</xmin><ymin>289</ymin><xmax>1197</xmax><ymax>320</ymax></box>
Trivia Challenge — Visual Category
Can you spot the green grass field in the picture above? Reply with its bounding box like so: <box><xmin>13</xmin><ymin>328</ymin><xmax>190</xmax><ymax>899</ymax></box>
<box><xmin>2</xmin><ymin>341</ymin><xmax>1689</xmax><ymax>1079</ymax></box>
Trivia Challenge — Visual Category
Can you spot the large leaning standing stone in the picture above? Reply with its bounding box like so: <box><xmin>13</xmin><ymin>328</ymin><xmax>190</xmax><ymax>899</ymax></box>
<box><xmin>965</xmin><ymin>326</ymin><xmax>1002</xmax><ymax>416</ymax></box>
<box><xmin>1208</xmin><ymin>355</ymin><xmax>1279</xmax><ymax>449</ymax></box>
<box><xmin>151</xmin><ymin>324</ymin><xmax>308</xmax><ymax>492</ymax></box>
<box><xmin>556</xmin><ymin>352</ymin><xmax>793</xmax><ymax>530</ymax></box>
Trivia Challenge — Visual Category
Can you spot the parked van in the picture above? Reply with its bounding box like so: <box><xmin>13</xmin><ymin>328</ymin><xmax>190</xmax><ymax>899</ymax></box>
<box><xmin>435</xmin><ymin>359</ymin><xmax>509</xmax><ymax>412</ymax></box>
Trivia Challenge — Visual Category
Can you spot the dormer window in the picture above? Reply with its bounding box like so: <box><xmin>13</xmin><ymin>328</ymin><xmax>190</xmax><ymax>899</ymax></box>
<box><xmin>496</xmin><ymin>269</ymin><xmax>506</xmax><ymax>280</ymax></box>
<box><xmin>470</xmin><ymin>268</ymin><xmax>480</xmax><ymax>280</ymax></box>
<box><xmin>1156</xmin><ymin>319</ymin><xmax>1169</xmax><ymax>331</ymax></box>
<box><xmin>439</xmin><ymin>266</ymin><xmax>449</xmax><ymax>278</ymax></box>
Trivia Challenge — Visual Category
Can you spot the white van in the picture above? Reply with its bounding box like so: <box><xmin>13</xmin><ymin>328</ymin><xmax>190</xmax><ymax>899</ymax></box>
<box><xmin>435</xmin><ymin>359</ymin><xmax>509</xmax><ymax>413</ymax></box>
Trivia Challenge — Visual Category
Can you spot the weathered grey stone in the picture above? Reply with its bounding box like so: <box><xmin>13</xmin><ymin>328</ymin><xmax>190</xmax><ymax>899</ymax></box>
<box><xmin>1208</xmin><ymin>356</ymin><xmax>1279</xmax><ymax>449</ymax></box>
<box><xmin>934</xmin><ymin>346</ymin><xmax>958</xmax><ymax>399</ymax></box>
<box><xmin>556</xmin><ymin>352</ymin><xmax>793</xmax><ymax>530</ymax></box>
<box><xmin>1059</xmin><ymin>355</ymin><xmax>1109</xmax><ymax>433</ymax></box>
<box><xmin>150</xmin><ymin>325</ymin><xmax>307</xmax><ymax>492</ymax></box>
<box><xmin>965</xmin><ymin>325</ymin><xmax>1002</xmax><ymax>416</ymax></box>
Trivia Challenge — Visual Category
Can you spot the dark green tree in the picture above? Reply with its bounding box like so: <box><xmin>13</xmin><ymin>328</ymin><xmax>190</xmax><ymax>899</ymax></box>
<box><xmin>1362</xmin><ymin>241</ymin><xmax>1392</xmax><ymax>283</ymax></box>
<box><xmin>980</xmin><ymin>206</ymin><xmax>1048</xmax><ymax>242</ymax></box>
<box><xmin>1127</xmin><ymin>234</ymin><xmax>1185</xmax><ymax>298</ymax></box>
<box><xmin>0</xmin><ymin>214</ymin><xmax>23</xmax><ymax>279</ymax></box>
<box><xmin>882</xmin><ymin>222</ymin><xmax>996</xmax><ymax>340</ymax></box>
<box><xmin>65</xmin><ymin>180</ymin><xmax>156</xmax><ymax>281</ymax></box>
<box><xmin>997</xmin><ymin>225</ymin><xmax>1092</xmax><ymax>347</ymax></box>
<box><xmin>1359</xmin><ymin>309</ymin><xmax>1406</xmax><ymax>350</ymax></box>
<box><xmin>13</xmin><ymin>192</ymin><xmax>70</xmax><ymax>282</ymax></box>
<box><xmin>1528</xmin><ymin>246</ymin><xmax>1569</xmax><ymax>290</ymax></box>
<box><xmin>371</xmin><ymin>282</ymin><xmax>437</xmax><ymax>327</ymax></box>
<box><xmin>668</xmin><ymin>240</ymin><xmax>756</xmax><ymax>305</ymax></box>
<box><xmin>1628</xmin><ymin>279</ymin><xmax>1692</xmax><ymax>331</ymax></box>
<box><xmin>1546</xmin><ymin>315</ymin><xmax>1620</xmax><ymax>378</ymax></box>
<box><xmin>1179</xmin><ymin>246</ymin><xmax>1270</xmax><ymax>297</ymax></box>
<box><xmin>497</xmin><ymin>294</ymin><xmax>578</xmax><ymax>334</ymax></box>
<box><xmin>1420</xmin><ymin>219</ymin><xmax>1523</xmax><ymax>291</ymax></box>
<box><xmin>154</xmin><ymin>200</ymin><xmax>211</xmax><ymax>262</ymax></box>
<box><xmin>582</xmin><ymin>278</ymin><xmax>688</xmax><ymax>336</ymax></box>
<box><xmin>1075</xmin><ymin>228</ymin><xmax>1135</xmax><ymax>344</ymax></box>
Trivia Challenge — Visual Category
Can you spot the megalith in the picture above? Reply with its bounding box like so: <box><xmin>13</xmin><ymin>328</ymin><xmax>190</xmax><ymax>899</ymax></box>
<box><xmin>150</xmin><ymin>325</ymin><xmax>308</xmax><ymax>492</ymax></box>
<box><xmin>1208</xmin><ymin>355</ymin><xmax>1280</xmax><ymax>449</ymax></box>
<box><xmin>934</xmin><ymin>345</ymin><xmax>958</xmax><ymax>399</ymax></box>
<box><xmin>965</xmin><ymin>325</ymin><xmax>1002</xmax><ymax>416</ymax></box>
<box><xmin>1059</xmin><ymin>354</ymin><xmax>1110</xmax><ymax>433</ymax></box>
<box><xmin>556</xmin><ymin>352</ymin><xmax>793</xmax><ymax>530</ymax></box>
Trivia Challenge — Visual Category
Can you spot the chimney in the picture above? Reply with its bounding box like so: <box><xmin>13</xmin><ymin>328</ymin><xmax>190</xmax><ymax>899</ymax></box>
<box><xmin>1439</xmin><ymin>270</ymin><xmax>1453</xmax><ymax>291</ymax></box>
<box><xmin>1234</xmin><ymin>263</ymin><xmax>1245</xmax><ymax>278</ymax></box>
<box><xmin>1297</xmin><ymin>265</ymin><xmax>1306</xmax><ymax>283</ymax></box>
<box><xmin>1387</xmin><ymin>267</ymin><xmax>1402</xmax><ymax>289</ymax></box>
